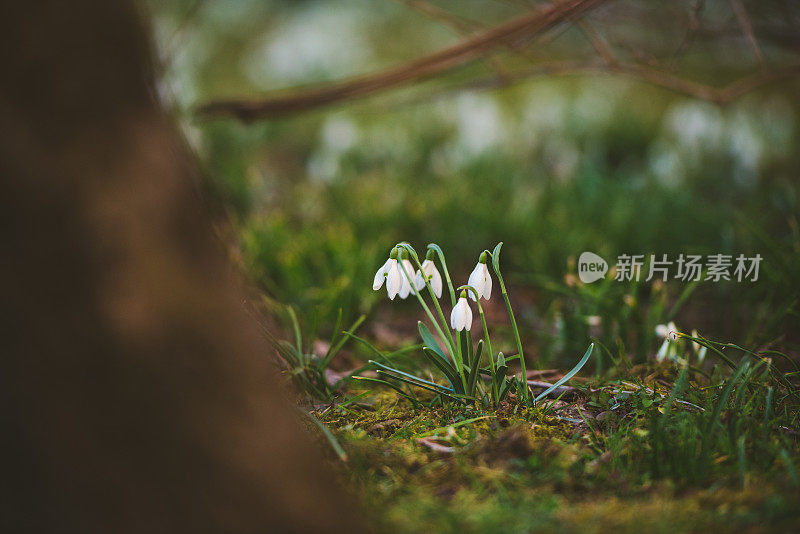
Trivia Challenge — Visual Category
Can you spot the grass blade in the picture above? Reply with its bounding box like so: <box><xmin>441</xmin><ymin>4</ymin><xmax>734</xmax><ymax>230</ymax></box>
<box><xmin>297</xmin><ymin>407</ymin><xmax>348</xmax><ymax>462</ymax></box>
<box><xmin>534</xmin><ymin>344</ymin><xmax>594</xmax><ymax>404</ymax></box>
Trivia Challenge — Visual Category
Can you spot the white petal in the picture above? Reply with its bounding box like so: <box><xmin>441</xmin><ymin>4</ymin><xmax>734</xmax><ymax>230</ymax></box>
<box><xmin>399</xmin><ymin>273</ymin><xmax>410</xmax><ymax>298</ymax></box>
<box><xmin>398</xmin><ymin>260</ymin><xmax>414</xmax><ymax>298</ymax></box>
<box><xmin>450</xmin><ymin>298</ymin><xmax>472</xmax><ymax>331</ymax></box>
<box><xmin>430</xmin><ymin>268</ymin><xmax>443</xmax><ymax>298</ymax></box>
<box><xmin>467</xmin><ymin>263</ymin><xmax>484</xmax><ymax>301</ymax></box>
<box><xmin>414</xmin><ymin>270</ymin><xmax>425</xmax><ymax>291</ymax></box>
<box><xmin>386</xmin><ymin>261</ymin><xmax>401</xmax><ymax>300</ymax></box>
<box><xmin>416</xmin><ymin>261</ymin><xmax>431</xmax><ymax>291</ymax></box>
<box><xmin>482</xmin><ymin>264</ymin><xmax>492</xmax><ymax>300</ymax></box>
<box><xmin>372</xmin><ymin>258</ymin><xmax>391</xmax><ymax>290</ymax></box>
<box><xmin>450</xmin><ymin>302</ymin><xmax>461</xmax><ymax>330</ymax></box>
<box><xmin>401</xmin><ymin>259</ymin><xmax>415</xmax><ymax>279</ymax></box>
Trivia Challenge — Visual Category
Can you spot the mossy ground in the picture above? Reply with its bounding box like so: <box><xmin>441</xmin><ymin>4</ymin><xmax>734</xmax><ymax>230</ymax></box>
<box><xmin>304</xmin><ymin>374</ymin><xmax>800</xmax><ymax>533</ymax></box>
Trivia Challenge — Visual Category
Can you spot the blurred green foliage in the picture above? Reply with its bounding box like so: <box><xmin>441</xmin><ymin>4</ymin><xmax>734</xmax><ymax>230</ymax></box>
<box><xmin>148</xmin><ymin>0</ymin><xmax>799</xmax><ymax>368</ymax></box>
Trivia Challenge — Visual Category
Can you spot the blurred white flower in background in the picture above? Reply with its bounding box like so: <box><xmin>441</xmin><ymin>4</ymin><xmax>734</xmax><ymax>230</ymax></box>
<box><xmin>455</xmin><ymin>93</ymin><xmax>504</xmax><ymax>154</ymax></box>
<box><xmin>244</xmin><ymin>5</ymin><xmax>373</xmax><ymax>87</ymax></box>
<box><xmin>655</xmin><ymin>321</ymin><xmax>677</xmax><ymax>362</ymax></box>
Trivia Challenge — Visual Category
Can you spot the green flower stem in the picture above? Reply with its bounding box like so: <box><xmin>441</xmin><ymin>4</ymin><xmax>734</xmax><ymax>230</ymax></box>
<box><xmin>466</xmin><ymin>329</ymin><xmax>473</xmax><ymax>396</ymax></box>
<box><xmin>426</xmin><ymin>244</ymin><xmax>462</xmax><ymax>383</ymax></box>
<box><xmin>427</xmin><ymin>286</ymin><xmax>459</xmax><ymax>367</ymax></box>
<box><xmin>459</xmin><ymin>284</ymin><xmax>497</xmax><ymax>406</ymax></box>
<box><xmin>397</xmin><ymin>245</ymin><xmax>467</xmax><ymax>392</ymax></box>
<box><xmin>397</xmin><ymin>245</ymin><xmax>456</xmax><ymax>354</ymax></box>
<box><xmin>491</xmin><ymin>244</ymin><xmax>529</xmax><ymax>404</ymax></box>
<box><xmin>477</xmin><ymin>305</ymin><xmax>497</xmax><ymax>405</ymax></box>
<box><xmin>396</xmin><ymin>255</ymin><xmax>449</xmax><ymax>352</ymax></box>
<box><xmin>427</xmin><ymin>243</ymin><xmax>457</xmax><ymax>307</ymax></box>
<box><xmin>415</xmin><ymin>257</ymin><xmax>458</xmax><ymax>362</ymax></box>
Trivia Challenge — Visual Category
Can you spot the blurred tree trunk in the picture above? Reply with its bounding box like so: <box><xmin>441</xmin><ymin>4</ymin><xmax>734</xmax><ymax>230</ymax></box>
<box><xmin>0</xmin><ymin>2</ymin><xmax>365</xmax><ymax>532</ymax></box>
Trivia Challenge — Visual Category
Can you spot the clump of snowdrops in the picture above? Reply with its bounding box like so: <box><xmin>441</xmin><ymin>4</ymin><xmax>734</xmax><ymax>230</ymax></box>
<box><xmin>365</xmin><ymin>242</ymin><xmax>592</xmax><ymax>408</ymax></box>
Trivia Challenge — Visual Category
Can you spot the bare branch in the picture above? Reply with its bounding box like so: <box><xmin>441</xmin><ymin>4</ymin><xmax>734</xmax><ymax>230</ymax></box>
<box><xmin>195</xmin><ymin>0</ymin><xmax>800</xmax><ymax>121</ymax></box>
<box><xmin>196</xmin><ymin>0</ymin><xmax>606</xmax><ymax>120</ymax></box>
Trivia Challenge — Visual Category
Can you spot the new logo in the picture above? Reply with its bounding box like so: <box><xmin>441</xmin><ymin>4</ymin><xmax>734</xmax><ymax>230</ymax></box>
<box><xmin>578</xmin><ymin>251</ymin><xmax>608</xmax><ymax>283</ymax></box>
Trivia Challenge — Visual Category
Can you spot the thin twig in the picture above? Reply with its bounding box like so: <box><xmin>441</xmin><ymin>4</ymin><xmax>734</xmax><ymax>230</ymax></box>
<box><xmin>401</xmin><ymin>60</ymin><xmax>800</xmax><ymax>108</ymax></box>
<box><xmin>397</xmin><ymin>0</ymin><xmax>510</xmax><ymax>82</ymax></box>
<box><xmin>669</xmin><ymin>0</ymin><xmax>705</xmax><ymax>71</ymax></box>
<box><xmin>416</xmin><ymin>437</ymin><xmax>456</xmax><ymax>453</ymax></box>
<box><xmin>729</xmin><ymin>0</ymin><xmax>766</xmax><ymax>72</ymax></box>
<box><xmin>164</xmin><ymin>0</ymin><xmax>208</xmax><ymax>64</ymax></box>
<box><xmin>576</xmin><ymin>18</ymin><xmax>618</xmax><ymax>66</ymax></box>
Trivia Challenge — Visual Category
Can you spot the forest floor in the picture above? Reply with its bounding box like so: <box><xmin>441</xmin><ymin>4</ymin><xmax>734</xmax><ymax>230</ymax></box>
<box><xmin>302</xmin><ymin>360</ymin><xmax>800</xmax><ymax>533</ymax></box>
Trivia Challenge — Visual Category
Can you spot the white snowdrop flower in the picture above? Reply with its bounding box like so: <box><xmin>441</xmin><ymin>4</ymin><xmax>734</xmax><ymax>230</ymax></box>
<box><xmin>397</xmin><ymin>254</ymin><xmax>416</xmax><ymax>299</ymax></box>
<box><xmin>414</xmin><ymin>251</ymin><xmax>443</xmax><ymax>298</ymax></box>
<box><xmin>655</xmin><ymin>321</ymin><xmax>678</xmax><ymax>341</ymax></box>
<box><xmin>467</xmin><ymin>252</ymin><xmax>492</xmax><ymax>301</ymax></box>
<box><xmin>450</xmin><ymin>291</ymin><xmax>473</xmax><ymax>331</ymax></box>
<box><xmin>372</xmin><ymin>248</ymin><xmax>403</xmax><ymax>300</ymax></box>
<box><xmin>655</xmin><ymin>321</ymin><xmax>679</xmax><ymax>362</ymax></box>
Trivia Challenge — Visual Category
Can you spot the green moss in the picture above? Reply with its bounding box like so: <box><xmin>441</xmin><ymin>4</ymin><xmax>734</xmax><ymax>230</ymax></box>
<box><xmin>303</xmin><ymin>368</ymin><xmax>800</xmax><ymax>533</ymax></box>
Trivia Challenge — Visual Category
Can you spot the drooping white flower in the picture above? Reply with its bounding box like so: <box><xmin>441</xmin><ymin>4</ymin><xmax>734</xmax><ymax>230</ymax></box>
<box><xmin>467</xmin><ymin>255</ymin><xmax>492</xmax><ymax>301</ymax></box>
<box><xmin>655</xmin><ymin>321</ymin><xmax>678</xmax><ymax>341</ymax></box>
<box><xmin>397</xmin><ymin>258</ymin><xmax>415</xmax><ymax>299</ymax></box>
<box><xmin>385</xmin><ymin>261</ymin><xmax>402</xmax><ymax>300</ymax></box>
<box><xmin>373</xmin><ymin>249</ymin><xmax>403</xmax><ymax>300</ymax></box>
<box><xmin>450</xmin><ymin>293</ymin><xmax>473</xmax><ymax>331</ymax></box>
<box><xmin>415</xmin><ymin>259</ymin><xmax>443</xmax><ymax>298</ymax></box>
<box><xmin>654</xmin><ymin>321</ymin><xmax>678</xmax><ymax>362</ymax></box>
